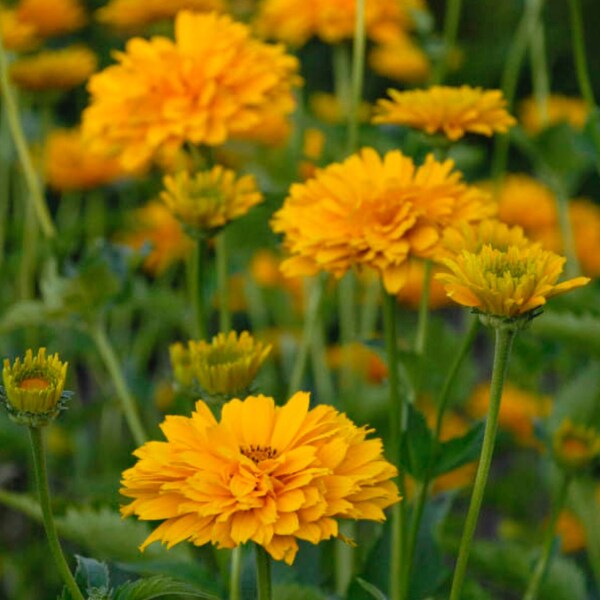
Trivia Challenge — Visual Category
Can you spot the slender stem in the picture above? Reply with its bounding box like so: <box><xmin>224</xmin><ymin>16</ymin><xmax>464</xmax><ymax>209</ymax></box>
<box><xmin>18</xmin><ymin>176</ymin><xmax>38</xmax><ymax>301</ymax></box>
<box><xmin>28</xmin><ymin>427</ymin><xmax>85</xmax><ymax>600</ymax></box>
<box><xmin>255</xmin><ymin>544</ymin><xmax>272</xmax><ymax>600</ymax></box>
<box><xmin>90</xmin><ymin>321</ymin><xmax>148</xmax><ymax>447</ymax></box>
<box><xmin>359</xmin><ymin>275</ymin><xmax>381</xmax><ymax>340</ymax></box>
<box><xmin>216</xmin><ymin>231</ymin><xmax>231</xmax><ymax>333</ymax></box>
<box><xmin>414</xmin><ymin>260</ymin><xmax>433</xmax><ymax>358</ymax></box>
<box><xmin>347</xmin><ymin>0</ymin><xmax>366</xmax><ymax>154</ymax></box>
<box><xmin>338</xmin><ymin>273</ymin><xmax>356</xmax><ymax>400</ymax></box>
<box><xmin>529</xmin><ymin>22</ymin><xmax>550</xmax><ymax>129</ymax></box>
<box><xmin>0</xmin><ymin>100</ymin><xmax>12</xmax><ymax>270</ymax></box>
<box><xmin>523</xmin><ymin>474</ymin><xmax>572</xmax><ymax>600</ymax></box>
<box><xmin>335</xmin><ymin>521</ymin><xmax>355</xmax><ymax>597</ymax></box>
<box><xmin>383</xmin><ymin>291</ymin><xmax>407</xmax><ymax>600</ymax></box>
<box><xmin>404</xmin><ymin>315</ymin><xmax>480</xmax><ymax>588</ymax></box>
<box><xmin>449</xmin><ymin>326</ymin><xmax>516</xmax><ymax>600</ymax></box>
<box><xmin>431</xmin><ymin>0</ymin><xmax>463</xmax><ymax>84</ymax></box>
<box><xmin>553</xmin><ymin>181</ymin><xmax>580</xmax><ymax>278</ymax></box>
<box><xmin>0</xmin><ymin>36</ymin><xmax>55</xmax><ymax>239</ymax></box>
<box><xmin>333</xmin><ymin>43</ymin><xmax>351</xmax><ymax>115</ymax></box>
<box><xmin>229</xmin><ymin>546</ymin><xmax>241</xmax><ymax>600</ymax></box>
<box><xmin>85</xmin><ymin>189</ymin><xmax>107</xmax><ymax>244</ymax></box>
<box><xmin>190</xmin><ymin>236</ymin><xmax>208</xmax><ymax>340</ymax></box>
<box><xmin>309</xmin><ymin>314</ymin><xmax>335</xmax><ymax>403</ymax></box>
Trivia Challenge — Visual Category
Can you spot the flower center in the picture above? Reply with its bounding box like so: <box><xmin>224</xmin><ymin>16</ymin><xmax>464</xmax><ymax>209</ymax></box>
<box><xmin>240</xmin><ymin>444</ymin><xmax>277</xmax><ymax>463</ymax></box>
<box><xmin>19</xmin><ymin>376</ymin><xmax>51</xmax><ymax>390</ymax></box>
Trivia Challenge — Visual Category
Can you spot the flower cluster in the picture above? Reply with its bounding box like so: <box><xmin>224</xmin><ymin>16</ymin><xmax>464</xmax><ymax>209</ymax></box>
<box><xmin>121</xmin><ymin>392</ymin><xmax>400</xmax><ymax>564</ymax></box>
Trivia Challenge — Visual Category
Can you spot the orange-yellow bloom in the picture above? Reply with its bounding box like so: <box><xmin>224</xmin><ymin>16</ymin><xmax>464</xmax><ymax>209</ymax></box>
<box><xmin>0</xmin><ymin>7</ymin><xmax>39</xmax><ymax>51</ymax></box>
<box><xmin>15</xmin><ymin>0</ymin><xmax>86</xmax><ymax>38</ymax></box>
<box><xmin>369</xmin><ymin>35</ymin><xmax>430</xmax><ymax>84</ymax></box>
<box><xmin>519</xmin><ymin>95</ymin><xmax>589</xmax><ymax>134</ymax></box>
<box><xmin>120</xmin><ymin>392</ymin><xmax>400</xmax><ymax>564</ymax></box>
<box><xmin>82</xmin><ymin>11</ymin><xmax>300</xmax><ymax>172</ymax></box>
<box><xmin>373</xmin><ymin>85</ymin><xmax>516</xmax><ymax>140</ymax></box>
<box><xmin>272</xmin><ymin>147</ymin><xmax>493</xmax><ymax>293</ymax></box>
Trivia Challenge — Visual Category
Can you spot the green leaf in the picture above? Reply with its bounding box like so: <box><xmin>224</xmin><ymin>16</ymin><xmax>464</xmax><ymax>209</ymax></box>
<box><xmin>431</xmin><ymin>422</ymin><xmax>484</xmax><ymax>477</ymax></box>
<box><xmin>59</xmin><ymin>556</ymin><xmax>111</xmax><ymax>600</ymax></box>
<box><xmin>113</xmin><ymin>576</ymin><xmax>221</xmax><ymax>600</ymax></box>
<box><xmin>0</xmin><ymin>300</ymin><xmax>56</xmax><ymax>333</ymax></box>
<box><xmin>355</xmin><ymin>578</ymin><xmax>388</xmax><ymax>600</ymax></box>
<box><xmin>399</xmin><ymin>404</ymin><xmax>434</xmax><ymax>480</ymax></box>
<box><xmin>532</xmin><ymin>310</ymin><xmax>600</xmax><ymax>358</ymax></box>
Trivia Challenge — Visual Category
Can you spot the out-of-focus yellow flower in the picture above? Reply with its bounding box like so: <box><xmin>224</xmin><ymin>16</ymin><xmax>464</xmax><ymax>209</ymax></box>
<box><xmin>15</xmin><ymin>0</ymin><xmax>86</xmax><ymax>38</ymax></box>
<box><xmin>519</xmin><ymin>95</ymin><xmax>589</xmax><ymax>134</ymax></box>
<box><xmin>556</xmin><ymin>510</ymin><xmax>586</xmax><ymax>553</ymax></box>
<box><xmin>10</xmin><ymin>46</ymin><xmax>97</xmax><ymax>92</ymax></box>
<box><xmin>437</xmin><ymin>240</ymin><xmax>589</xmax><ymax>319</ymax></box>
<box><xmin>95</xmin><ymin>0</ymin><xmax>225</xmax><ymax>31</ymax></box>
<box><xmin>303</xmin><ymin>128</ymin><xmax>326</xmax><ymax>161</ymax></box>
<box><xmin>369</xmin><ymin>35</ymin><xmax>430</xmax><ymax>84</ymax></box>
<box><xmin>154</xmin><ymin>380</ymin><xmax>176</xmax><ymax>411</ymax></box>
<box><xmin>1</xmin><ymin>348</ymin><xmax>69</xmax><ymax>427</ymax></box>
<box><xmin>161</xmin><ymin>166</ymin><xmax>263</xmax><ymax>237</ymax></box>
<box><xmin>552</xmin><ymin>420</ymin><xmax>600</xmax><ymax>473</ymax></box>
<box><xmin>118</xmin><ymin>200</ymin><xmax>193</xmax><ymax>275</ymax></box>
<box><xmin>272</xmin><ymin>147</ymin><xmax>493</xmax><ymax>294</ymax></box>
<box><xmin>120</xmin><ymin>392</ymin><xmax>400</xmax><ymax>564</ymax></box>
<box><xmin>569</xmin><ymin>199</ymin><xmax>600</xmax><ymax>278</ymax></box>
<box><xmin>250</xmin><ymin>249</ymin><xmax>304</xmax><ymax>310</ymax></box>
<box><xmin>0</xmin><ymin>7</ymin><xmax>39</xmax><ymax>51</ymax></box>
<box><xmin>373</xmin><ymin>85</ymin><xmax>516</xmax><ymax>141</ymax></box>
<box><xmin>396</xmin><ymin>259</ymin><xmax>453</xmax><ymax>309</ymax></box>
<box><xmin>309</xmin><ymin>92</ymin><xmax>371</xmax><ymax>125</ymax></box>
<box><xmin>467</xmin><ymin>382</ymin><xmax>551</xmax><ymax>447</ymax></box>
<box><xmin>44</xmin><ymin>128</ymin><xmax>124</xmax><ymax>192</ymax></box>
<box><xmin>170</xmin><ymin>331</ymin><xmax>271</xmax><ymax>396</ymax></box>
<box><xmin>327</xmin><ymin>342</ymin><xmax>388</xmax><ymax>385</ymax></box>
<box><xmin>83</xmin><ymin>11</ymin><xmax>300</xmax><ymax>172</ymax></box>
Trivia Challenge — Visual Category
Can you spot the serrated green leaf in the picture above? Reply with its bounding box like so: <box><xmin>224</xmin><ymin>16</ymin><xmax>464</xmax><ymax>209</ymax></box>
<box><xmin>432</xmin><ymin>422</ymin><xmax>484</xmax><ymax>478</ymax></box>
<box><xmin>355</xmin><ymin>577</ymin><xmax>388</xmax><ymax>600</ymax></box>
<box><xmin>399</xmin><ymin>404</ymin><xmax>434</xmax><ymax>480</ymax></box>
<box><xmin>113</xmin><ymin>576</ymin><xmax>221</xmax><ymax>600</ymax></box>
<box><xmin>271</xmin><ymin>583</ymin><xmax>327</xmax><ymax>600</ymax></box>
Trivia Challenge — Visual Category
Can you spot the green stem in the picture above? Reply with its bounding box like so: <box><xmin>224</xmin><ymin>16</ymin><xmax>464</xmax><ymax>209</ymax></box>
<box><xmin>383</xmin><ymin>291</ymin><xmax>407</xmax><ymax>600</ymax></box>
<box><xmin>529</xmin><ymin>22</ymin><xmax>550</xmax><ymax>128</ymax></box>
<box><xmin>190</xmin><ymin>236</ymin><xmax>208</xmax><ymax>340</ymax></box>
<box><xmin>404</xmin><ymin>315</ymin><xmax>480</xmax><ymax>589</ymax></box>
<box><xmin>28</xmin><ymin>427</ymin><xmax>85</xmax><ymax>600</ymax></box>
<box><xmin>449</xmin><ymin>326</ymin><xmax>516</xmax><ymax>600</ymax></box>
<box><xmin>0</xmin><ymin>36</ymin><xmax>55</xmax><ymax>239</ymax></box>
<box><xmin>523</xmin><ymin>474</ymin><xmax>572</xmax><ymax>600</ymax></box>
<box><xmin>338</xmin><ymin>273</ymin><xmax>356</xmax><ymax>400</ymax></box>
<box><xmin>18</xmin><ymin>177</ymin><xmax>38</xmax><ymax>301</ymax></box>
<box><xmin>216</xmin><ymin>231</ymin><xmax>231</xmax><ymax>333</ymax></box>
<box><xmin>255</xmin><ymin>544</ymin><xmax>272</xmax><ymax>600</ymax></box>
<box><xmin>335</xmin><ymin>521</ymin><xmax>356</xmax><ymax>597</ymax></box>
<box><xmin>347</xmin><ymin>0</ymin><xmax>366</xmax><ymax>154</ymax></box>
<box><xmin>359</xmin><ymin>275</ymin><xmax>381</xmax><ymax>340</ymax></box>
<box><xmin>553</xmin><ymin>182</ymin><xmax>580</xmax><ymax>278</ymax></box>
<box><xmin>229</xmin><ymin>546</ymin><xmax>241</xmax><ymax>600</ymax></box>
<box><xmin>85</xmin><ymin>189</ymin><xmax>107</xmax><ymax>243</ymax></box>
<box><xmin>415</xmin><ymin>260</ymin><xmax>432</xmax><ymax>358</ymax></box>
<box><xmin>0</xmin><ymin>100</ymin><xmax>11</xmax><ymax>270</ymax></box>
<box><xmin>309</xmin><ymin>313</ymin><xmax>335</xmax><ymax>403</ymax></box>
<box><xmin>90</xmin><ymin>321</ymin><xmax>148</xmax><ymax>447</ymax></box>
<box><xmin>431</xmin><ymin>0</ymin><xmax>463</xmax><ymax>84</ymax></box>
<box><xmin>333</xmin><ymin>43</ymin><xmax>351</xmax><ymax>115</ymax></box>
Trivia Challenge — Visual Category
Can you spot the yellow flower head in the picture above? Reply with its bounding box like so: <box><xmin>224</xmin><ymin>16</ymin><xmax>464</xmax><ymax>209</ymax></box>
<box><xmin>569</xmin><ymin>199</ymin><xmax>600</xmax><ymax>278</ymax></box>
<box><xmin>552</xmin><ymin>419</ymin><xmax>600</xmax><ymax>473</ymax></box>
<box><xmin>10</xmin><ymin>46</ymin><xmax>97</xmax><ymax>92</ymax></box>
<box><xmin>170</xmin><ymin>331</ymin><xmax>271</xmax><ymax>397</ymax></box>
<box><xmin>519</xmin><ymin>95</ymin><xmax>589</xmax><ymax>135</ymax></box>
<box><xmin>120</xmin><ymin>392</ymin><xmax>400</xmax><ymax>564</ymax></box>
<box><xmin>556</xmin><ymin>510</ymin><xmax>587</xmax><ymax>553</ymax></box>
<box><xmin>118</xmin><ymin>200</ymin><xmax>194</xmax><ymax>275</ymax></box>
<box><xmin>308</xmin><ymin>92</ymin><xmax>371</xmax><ymax>125</ymax></box>
<box><xmin>0</xmin><ymin>8</ymin><xmax>39</xmax><ymax>52</ymax></box>
<box><xmin>95</xmin><ymin>0</ymin><xmax>225</xmax><ymax>31</ymax></box>
<box><xmin>15</xmin><ymin>0</ymin><xmax>86</xmax><ymax>38</ymax></box>
<box><xmin>437</xmin><ymin>234</ymin><xmax>590</xmax><ymax>321</ymax></box>
<box><xmin>82</xmin><ymin>11</ymin><xmax>300</xmax><ymax>172</ymax></box>
<box><xmin>369</xmin><ymin>35</ymin><xmax>430</xmax><ymax>84</ymax></box>
<box><xmin>44</xmin><ymin>128</ymin><xmax>124</xmax><ymax>192</ymax></box>
<box><xmin>254</xmin><ymin>0</ymin><xmax>423</xmax><ymax>46</ymax></box>
<box><xmin>161</xmin><ymin>166</ymin><xmax>263</xmax><ymax>236</ymax></box>
<box><xmin>2</xmin><ymin>348</ymin><xmax>70</xmax><ymax>427</ymax></box>
<box><xmin>271</xmin><ymin>147</ymin><xmax>493</xmax><ymax>293</ymax></box>
<box><xmin>396</xmin><ymin>259</ymin><xmax>452</xmax><ymax>309</ymax></box>
<box><xmin>373</xmin><ymin>85</ymin><xmax>516</xmax><ymax>141</ymax></box>
<box><xmin>326</xmin><ymin>342</ymin><xmax>389</xmax><ymax>385</ymax></box>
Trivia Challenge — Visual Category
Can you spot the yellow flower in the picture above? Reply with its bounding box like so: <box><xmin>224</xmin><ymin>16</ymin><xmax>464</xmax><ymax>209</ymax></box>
<box><xmin>0</xmin><ymin>8</ymin><xmax>39</xmax><ymax>51</ymax></box>
<box><xmin>552</xmin><ymin>420</ymin><xmax>600</xmax><ymax>473</ymax></box>
<box><xmin>519</xmin><ymin>95</ymin><xmax>589</xmax><ymax>134</ymax></box>
<box><xmin>556</xmin><ymin>510</ymin><xmax>587</xmax><ymax>553</ymax></box>
<box><xmin>161</xmin><ymin>166</ymin><xmax>263</xmax><ymax>236</ymax></box>
<box><xmin>95</xmin><ymin>0</ymin><xmax>225</xmax><ymax>31</ymax></box>
<box><xmin>44</xmin><ymin>127</ymin><xmax>124</xmax><ymax>192</ymax></box>
<box><xmin>82</xmin><ymin>11</ymin><xmax>300</xmax><ymax>172</ymax></box>
<box><xmin>396</xmin><ymin>259</ymin><xmax>453</xmax><ymax>309</ymax></box>
<box><xmin>10</xmin><ymin>46</ymin><xmax>97</xmax><ymax>92</ymax></box>
<box><xmin>15</xmin><ymin>0</ymin><xmax>86</xmax><ymax>38</ymax></box>
<box><xmin>271</xmin><ymin>147</ymin><xmax>493</xmax><ymax>293</ymax></box>
<box><xmin>1</xmin><ymin>348</ymin><xmax>69</xmax><ymax>427</ymax></box>
<box><xmin>369</xmin><ymin>35</ymin><xmax>430</xmax><ymax>84</ymax></box>
<box><xmin>254</xmin><ymin>0</ymin><xmax>424</xmax><ymax>46</ymax></box>
<box><xmin>436</xmin><ymin>240</ymin><xmax>590</xmax><ymax>319</ymax></box>
<box><xmin>308</xmin><ymin>92</ymin><xmax>371</xmax><ymax>125</ymax></box>
<box><xmin>170</xmin><ymin>331</ymin><xmax>271</xmax><ymax>396</ymax></box>
<box><xmin>569</xmin><ymin>199</ymin><xmax>600</xmax><ymax>278</ymax></box>
<box><xmin>373</xmin><ymin>85</ymin><xmax>516</xmax><ymax>141</ymax></box>
<box><xmin>326</xmin><ymin>342</ymin><xmax>388</xmax><ymax>385</ymax></box>
<box><xmin>467</xmin><ymin>382</ymin><xmax>551</xmax><ymax>447</ymax></box>
<box><xmin>120</xmin><ymin>392</ymin><xmax>400</xmax><ymax>564</ymax></box>
<box><xmin>118</xmin><ymin>200</ymin><xmax>194</xmax><ymax>275</ymax></box>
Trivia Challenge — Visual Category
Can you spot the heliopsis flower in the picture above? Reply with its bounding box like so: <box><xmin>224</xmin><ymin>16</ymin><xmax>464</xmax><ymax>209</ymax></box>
<box><xmin>568</xmin><ymin>199</ymin><xmax>600</xmax><ymax>278</ymax></box>
<box><xmin>170</xmin><ymin>331</ymin><xmax>271</xmax><ymax>396</ymax></box>
<box><xmin>308</xmin><ymin>92</ymin><xmax>372</xmax><ymax>125</ymax></box>
<box><xmin>120</xmin><ymin>392</ymin><xmax>400</xmax><ymax>563</ymax></box>
<box><xmin>95</xmin><ymin>0</ymin><xmax>225</xmax><ymax>31</ymax></box>
<box><xmin>44</xmin><ymin>128</ymin><xmax>124</xmax><ymax>192</ymax></box>
<box><xmin>436</xmin><ymin>239</ymin><xmax>590</xmax><ymax>320</ymax></box>
<box><xmin>552</xmin><ymin>420</ymin><xmax>600</xmax><ymax>473</ymax></box>
<box><xmin>1</xmin><ymin>348</ymin><xmax>70</xmax><ymax>427</ymax></box>
<box><xmin>396</xmin><ymin>259</ymin><xmax>453</xmax><ymax>309</ymax></box>
<box><xmin>10</xmin><ymin>46</ymin><xmax>97</xmax><ymax>92</ymax></box>
<box><xmin>272</xmin><ymin>147</ymin><xmax>493</xmax><ymax>293</ymax></box>
<box><xmin>369</xmin><ymin>35</ymin><xmax>430</xmax><ymax>84</ymax></box>
<box><xmin>161</xmin><ymin>166</ymin><xmax>263</xmax><ymax>237</ymax></box>
<box><xmin>82</xmin><ymin>11</ymin><xmax>300</xmax><ymax>172</ymax></box>
<box><xmin>519</xmin><ymin>95</ymin><xmax>589</xmax><ymax>134</ymax></box>
<box><xmin>327</xmin><ymin>342</ymin><xmax>388</xmax><ymax>385</ymax></box>
<box><xmin>254</xmin><ymin>0</ymin><xmax>424</xmax><ymax>46</ymax></box>
<box><xmin>118</xmin><ymin>201</ymin><xmax>194</xmax><ymax>275</ymax></box>
<box><xmin>373</xmin><ymin>85</ymin><xmax>516</xmax><ymax>141</ymax></box>
<box><xmin>0</xmin><ymin>8</ymin><xmax>39</xmax><ymax>51</ymax></box>
<box><xmin>556</xmin><ymin>510</ymin><xmax>587</xmax><ymax>553</ymax></box>
<box><xmin>15</xmin><ymin>0</ymin><xmax>86</xmax><ymax>38</ymax></box>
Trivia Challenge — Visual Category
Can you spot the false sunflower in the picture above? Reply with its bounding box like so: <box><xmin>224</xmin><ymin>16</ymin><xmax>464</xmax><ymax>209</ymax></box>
<box><xmin>0</xmin><ymin>8</ymin><xmax>39</xmax><ymax>51</ymax></box>
<box><xmin>369</xmin><ymin>35</ymin><xmax>430</xmax><ymax>84</ymax></box>
<box><xmin>82</xmin><ymin>11</ymin><xmax>300</xmax><ymax>172</ymax></box>
<box><xmin>271</xmin><ymin>147</ymin><xmax>493</xmax><ymax>293</ymax></box>
<box><xmin>121</xmin><ymin>392</ymin><xmax>400</xmax><ymax>564</ymax></box>
<box><xmin>15</xmin><ymin>0</ymin><xmax>86</xmax><ymax>38</ymax></box>
<box><xmin>519</xmin><ymin>95</ymin><xmax>589</xmax><ymax>134</ymax></box>
<box><xmin>552</xmin><ymin>420</ymin><xmax>600</xmax><ymax>473</ymax></box>
<box><xmin>373</xmin><ymin>85</ymin><xmax>516</xmax><ymax>141</ymax></box>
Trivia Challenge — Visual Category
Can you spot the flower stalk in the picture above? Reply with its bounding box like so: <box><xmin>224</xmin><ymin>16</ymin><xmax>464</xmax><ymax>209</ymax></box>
<box><xmin>255</xmin><ymin>544</ymin><xmax>272</xmax><ymax>600</ymax></box>
<box><xmin>347</xmin><ymin>0</ymin><xmax>366</xmax><ymax>154</ymax></box>
<box><xmin>432</xmin><ymin>0</ymin><xmax>463</xmax><ymax>84</ymax></box>
<box><xmin>191</xmin><ymin>236</ymin><xmax>208</xmax><ymax>340</ymax></box>
<box><xmin>216</xmin><ymin>230</ymin><xmax>231</xmax><ymax>333</ymax></box>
